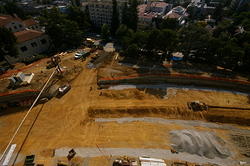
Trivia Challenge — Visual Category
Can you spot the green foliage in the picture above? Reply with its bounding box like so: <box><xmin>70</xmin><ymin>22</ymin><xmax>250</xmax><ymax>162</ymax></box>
<box><xmin>67</xmin><ymin>6</ymin><xmax>91</xmax><ymax>30</ymax></box>
<box><xmin>125</xmin><ymin>44</ymin><xmax>139</xmax><ymax>58</ymax></box>
<box><xmin>111</xmin><ymin>0</ymin><xmax>120</xmax><ymax>34</ymax></box>
<box><xmin>1</xmin><ymin>1</ymin><xmax>26</xmax><ymax>19</ymax></box>
<box><xmin>116</xmin><ymin>6</ymin><xmax>250</xmax><ymax>72</ymax></box>
<box><xmin>101</xmin><ymin>24</ymin><xmax>111</xmax><ymax>42</ymax></box>
<box><xmin>0</xmin><ymin>27</ymin><xmax>17</xmax><ymax>61</ymax></box>
<box><xmin>159</xmin><ymin>18</ymin><xmax>179</xmax><ymax>30</ymax></box>
<box><xmin>179</xmin><ymin>24</ymin><xmax>212</xmax><ymax>57</ymax></box>
<box><xmin>39</xmin><ymin>8</ymin><xmax>84</xmax><ymax>51</ymax></box>
<box><xmin>121</xmin><ymin>2</ymin><xmax>129</xmax><ymax>25</ymax></box>
<box><xmin>71</xmin><ymin>0</ymin><xmax>81</xmax><ymax>6</ymax></box>
<box><xmin>122</xmin><ymin>0</ymin><xmax>138</xmax><ymax>31</ymax></box>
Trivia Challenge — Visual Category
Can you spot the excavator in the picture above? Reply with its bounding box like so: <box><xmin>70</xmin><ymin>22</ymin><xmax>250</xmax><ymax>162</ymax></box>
<box><xmin>187</xmin><ymin>101</ymin><xmax>250</xmax><ymax>112</ymax></box>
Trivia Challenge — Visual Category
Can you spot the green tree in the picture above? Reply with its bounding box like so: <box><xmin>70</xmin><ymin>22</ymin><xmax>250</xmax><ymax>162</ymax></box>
<box><xmin>71</xmin><ymin>0</ymin><xmax>80</xmax><ymax>6</ymax></box>
<box><xmin>159</xmin><ymin>18</ymin><xmax>179</xmax><ymax>30</ymax></box>
<box><xmin>159</xmin><ymin>29</ymin><xmax>178</xmax><ymax>53</ymax></box>
<box><xmin>127</xmin><ymin>0</ymin><xmax>138</xmax><ymax>31</ymax></box>
<box><xmin>0</xmin><ymin>27</ymin><xmax>17</xmax><ymax>61</ymax></box>
<box><xmin>67</xmin><ymin>6</ymin><xmax>90</xmax><ymax>30</ymax></box>
<box><xmin>121</xmin><ymin>2</ymin><xmax>129</xmax><ymax>25</ymax></box>
<box><xmin>125</xmin><ymin>44</ymin><xmax>139</xmax><ymax>58</ymax></box>
<box><xmin>101</xmin><ymin>24</ymin><xmax>111</xmax><ymax>42</ymax></box>
<box><xmin>3</xmin><ymin>1</ymin><xmax>26</xmax><ymax>19</ymax></box>
<box><xmin>218</xmin><ymin>42</ymin><xmax>244</xmax><ymax>69</ymax></box>
<box><xmin>116</xmin><ymin>24</ymin><xmax>134</xmax><ymax>48</ymax></box>
<box><xmin>40</xmin><ymin>8</ymin><xmax>84</xmax><ymax>51</ymax></box>
<box><xmin>111</xmin><ymin>0</ymin><xmax>120</xmax><ymax>35</ymax></box>
<box><xmin>179</xmin><ymin>24</ymin><xmax>212</xmax><ymax>59</ymax></box>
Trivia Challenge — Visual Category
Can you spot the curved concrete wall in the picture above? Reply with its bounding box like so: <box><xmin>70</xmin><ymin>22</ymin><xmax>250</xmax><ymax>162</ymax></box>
<box><xmin>98</xmin><ymin>75</ymin><xmax>250</xmax><ymax>93</ymax></box>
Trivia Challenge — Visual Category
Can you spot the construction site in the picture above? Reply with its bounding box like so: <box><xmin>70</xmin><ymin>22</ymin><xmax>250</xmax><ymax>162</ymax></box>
<box><xmin>0</xmin><ymin>44</ymin><xmax>250</xmax><ymax>166</ymax></box>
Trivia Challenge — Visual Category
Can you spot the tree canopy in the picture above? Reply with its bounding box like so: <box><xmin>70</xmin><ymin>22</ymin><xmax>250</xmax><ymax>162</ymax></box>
<box><xmin>0</xmin><ymin>27</ymin><xmax>17</xmax><ymax>61</ymax></box>
<box><xmin>39</xmin><ymin>7</ymin><xmax>88</xmax><ymax>51</ymax></box>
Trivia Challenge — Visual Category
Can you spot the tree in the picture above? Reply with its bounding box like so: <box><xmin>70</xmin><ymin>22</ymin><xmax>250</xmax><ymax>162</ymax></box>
<box><xmin>159</xmin><ymin>18</ymin><xmax>179</xmax><ymax>30</ymax></box>
<box><xmin>159</xmin><ymin>29</ymin><xmax>178</xmax><ymax>53</ymax></box>
<box><xmin>179</xmin><ymin>24</ymin><xmax>212</xmax><ymax>59</ymax></box>
<box><xmin>116</xmin><ymin>24</ymin><xmax>134</xmax><ymax>48</ymax></box>
<box><xmin>121</xmin><ymin>2</ymin><xmax>129</xmax><ymax>25</ymax></box>
<box><xmin>67</xmin><ymin>6</ymin><xmax>90</xmax><ymax>30</ymax></box>
<box><xmin>0</xmin><ymin>27</ymin><xmax>17</xmax><ymax>62</ymax></box>
<box><xmin>127</xmin><ymin>0</ymin><xmax>138</xmax><ymax>31</ymax></box>
<box><xmin>218</xmin><ymin>42</ymin><xmax>244</xmax><ymax>69</ymax></box>
<box><xmin>111</xmin><ymin>0</ymin><xmax>120</xmax><ymax>35</ymax></box>
<box><xmin>3</xmin><ymin>1</ymin><xmax>26</xmax><ymax>19</ymax></box>
<box><xmin>71</xmin><ymin>0</ymin><xmax>80</xmax><ymax>6</ymax></box>
<box><xmin>39</xmin><ymin>8</ymin><xmax>84</xmax><ymax>51</ymax></box>
<box><xmin>101</xmin><ymin>24</ymin><xmax>111</xmax><ymax>42</ymax></box>
<box><xmin>125</xmin><ymin>43</ymin><xmax>139</xmax><ymax>58</ymax></box>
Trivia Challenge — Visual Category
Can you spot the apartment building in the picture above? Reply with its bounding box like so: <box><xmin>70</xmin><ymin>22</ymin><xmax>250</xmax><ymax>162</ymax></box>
<box><xmin>0</xmin><ymin>15</ymin><xmax>50</xmax><ymax>62</ymax></box>
<box><xmin>87</xmin><ymin>0</ymin><xmax>125</xmax><ymax>27</ymax></box>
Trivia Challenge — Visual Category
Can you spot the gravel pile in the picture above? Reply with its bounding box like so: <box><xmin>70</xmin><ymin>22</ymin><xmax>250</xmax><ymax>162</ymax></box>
<box><xmin>170</xmin><ymin>130</ymin><xmax>230</xmax><ymax>159</ymax></box>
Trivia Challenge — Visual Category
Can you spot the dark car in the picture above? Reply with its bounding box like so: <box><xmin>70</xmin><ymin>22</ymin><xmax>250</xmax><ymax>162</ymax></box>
<box><xmin>57</xmin><ymin>84</ymin><xmax>71</xmax><ymax>98</ymax></box>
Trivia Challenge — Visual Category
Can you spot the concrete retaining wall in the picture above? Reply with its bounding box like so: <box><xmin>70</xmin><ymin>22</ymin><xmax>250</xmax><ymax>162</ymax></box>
<box><xmin>98</xmin><ymin>75</ymin><xmax>250</xmax><ymax>93</ymax></box>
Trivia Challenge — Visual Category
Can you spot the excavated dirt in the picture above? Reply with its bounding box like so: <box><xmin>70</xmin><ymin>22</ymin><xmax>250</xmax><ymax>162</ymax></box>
<box><xmin>1</xmin><ymin>51</ymin><xmax>250</xmax><ymax>166</ymax></box>
<box><xmin>88</xmin><ymin>106</ymin><xmax>204</xmax><ymax>121</ymax></box>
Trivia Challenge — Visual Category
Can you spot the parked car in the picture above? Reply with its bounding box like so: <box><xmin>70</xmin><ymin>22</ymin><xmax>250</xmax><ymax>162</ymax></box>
<box><xmin>37</xmin><ymin>97</ymin><xmax>49</xmax><ymax>104</ymax></box>
<box><xmin>74</xmin><ymin>51</ymin><xmax>90</xmax><ymax>59</ymax></box>
<box><xmin>57</xmin><ymin>84</ymin><xmax>71</xmax><ymax>98</ymax></box>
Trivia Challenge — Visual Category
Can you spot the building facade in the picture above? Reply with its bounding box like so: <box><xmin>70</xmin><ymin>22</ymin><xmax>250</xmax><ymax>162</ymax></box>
<box><xmin>0</xmin><ymin>15</ymin><xmax>50</xmax><ymax>62</ymax></box>
<box><xmin>87</xmin><ymin>0</ymin><xmax>126</xmax><ymax>27</ymax></box>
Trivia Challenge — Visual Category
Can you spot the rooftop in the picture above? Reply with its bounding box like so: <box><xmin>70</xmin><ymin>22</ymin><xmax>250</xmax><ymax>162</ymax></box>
<box><xmin>23</xmin><ymin>18</ymin><xmax>38</xmax><ymax>27</ymax></box>
<box><xmin>164</xmin><ymin>11</ymin><xmax>181</xmax><ymax>19</ymax></box>
<box><xmin>14</xmin><ymin>30</ymin><xmax>45</xmax><ymax>43</ymax></box>
<box><xmin>150</xmin><ymin>2</ymin><xmax>169</xmax><ymax>8</ymax></box>
<box><xmin>0</xmin><ymin>15</ymin><xmax>22</xmax><ymax>27</ymax></box>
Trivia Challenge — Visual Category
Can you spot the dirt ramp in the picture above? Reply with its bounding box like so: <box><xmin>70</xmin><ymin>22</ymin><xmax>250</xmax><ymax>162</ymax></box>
<box><xmin>170</xmin><ymin>130</ymin><xmax>230</xmax><ymax>159</ymax></box>
<box><xmin>88</xmin><ymin>106</ymin><xmax>204</xmax><ymax>120</ymax></box>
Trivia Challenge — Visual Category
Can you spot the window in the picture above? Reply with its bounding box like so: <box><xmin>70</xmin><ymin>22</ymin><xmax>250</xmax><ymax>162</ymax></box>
<box><xmin>31</xmin><ymin>42</ymin><xmax>37</xmax><ymax>47</ymax></box>
<box><xmin>20</xmin><ymin>46</ymin><xmax>28</xmax><ymax>52</ymax></box>
<box><xmin>14</xmin><ymin>26</ymin><xmax>17</xmax><ymax>29</ymax></box>
<box><xmin>40</xmin><ymin>39</ymin><xmax>47</xmax><ymax>44</ymax></box>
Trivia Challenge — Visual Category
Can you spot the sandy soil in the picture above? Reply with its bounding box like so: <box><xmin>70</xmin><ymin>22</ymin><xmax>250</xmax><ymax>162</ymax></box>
<box><xmin>0</xmin><ymin>53</ymin><xmax>250</xmax><ymax>166</ymax></box>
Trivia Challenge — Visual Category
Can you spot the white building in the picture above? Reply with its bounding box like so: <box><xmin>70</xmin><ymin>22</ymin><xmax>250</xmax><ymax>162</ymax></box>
<box><xmin>0</xmin><ymin>15</ymin><xmax>50</xmax><ymax>62</ymax></box>
<box><xmin>163</xmin><ymin>6</ymin><xmax>188</xmax><ymax>25</ymax></box>
<box><xmin>138</xmin><ymin>2</ymin><xmax>172</xmax><ymax>28</ymax></box>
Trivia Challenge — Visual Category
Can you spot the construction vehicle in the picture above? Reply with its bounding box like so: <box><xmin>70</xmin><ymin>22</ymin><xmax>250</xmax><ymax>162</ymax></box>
<box><xmin>187</xmin><ymin>101</ymin><xmax>250</xmax><ymax>112</ymax></box>
<box><xmin>46</xmin><ymin>55</ymin><xmax>61</xmax><ymax>69</ymax></box>
<box><xmin>187</xmin><ymin>101</ymin><xmax>208</xmax><ymax>111</ymax></box>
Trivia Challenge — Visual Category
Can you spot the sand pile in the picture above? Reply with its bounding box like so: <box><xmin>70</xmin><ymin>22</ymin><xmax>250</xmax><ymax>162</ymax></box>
<box><xmin>170</xmin><ymin>130</ymin><xmax>230</xmax><ymax>159</ymax></box>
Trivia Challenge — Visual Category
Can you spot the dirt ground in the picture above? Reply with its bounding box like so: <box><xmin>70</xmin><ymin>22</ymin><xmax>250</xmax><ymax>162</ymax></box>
<box><xmin>0</xmin><ymin>52</ymin><xmax>250</xmax><ymax>166</ymax></box>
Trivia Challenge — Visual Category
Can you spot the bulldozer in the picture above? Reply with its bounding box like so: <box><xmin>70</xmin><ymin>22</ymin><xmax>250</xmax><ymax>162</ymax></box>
<box><xmin>187</xmin><ymin>101</ymin><xmax>208</xmax><ymax>111</ymax></box>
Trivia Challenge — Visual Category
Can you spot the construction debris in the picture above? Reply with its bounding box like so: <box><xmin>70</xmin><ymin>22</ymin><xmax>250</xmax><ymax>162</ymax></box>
<box><xmin>139</xmin><ymin>157</ymin><xmax>166</xmax><ymax>166</ymax></box>
<box><xmin>113</xmin><ymin>156</ymin><xmax>137</xmax><ymax>166</ymax></box>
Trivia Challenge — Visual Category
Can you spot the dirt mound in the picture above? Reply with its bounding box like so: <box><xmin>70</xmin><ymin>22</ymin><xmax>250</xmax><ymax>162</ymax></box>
<box><xmin>100</xmin><ymin>89</ymin><xmax>150</xmax><ymax>100</ymax></box>
<box><xmin>88</xmin><ymin>106</ymin><xmax>204</xmax><ymax>120</ymax></box>
<box><xmin>170</xmin><ymin>130</ymin><xmax>230</xmax><ymax>159</ymax></box>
